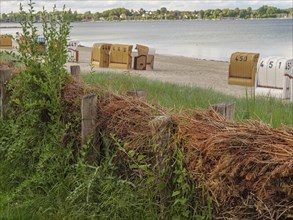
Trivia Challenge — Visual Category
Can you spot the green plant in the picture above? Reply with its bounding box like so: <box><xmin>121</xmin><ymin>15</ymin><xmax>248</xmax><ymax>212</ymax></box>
<box><xmin>62</xmin><ymin>133</ymin><xmax>159</xmax><ymax>220</ymax></box>
<box><xmin>169</xmin><ymin>147</ymin><xmax>213</xmax><ymax>220</ymax></box>
<box><xmin>0</xmin><ymin>0</ymin><xmax>72</xmax><ymax>217</ymax></box>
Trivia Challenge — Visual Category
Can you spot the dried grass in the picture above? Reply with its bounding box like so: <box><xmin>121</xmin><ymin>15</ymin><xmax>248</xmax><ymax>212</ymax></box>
<box><xmin>178</xmin><ymin>111</ymin><xmax>293</xmax><ymax>219</ymax></box>
<box><xmin>62</xmin><ymin>79</ymin><xmax>293</xmax><ymax>219</ymax></box>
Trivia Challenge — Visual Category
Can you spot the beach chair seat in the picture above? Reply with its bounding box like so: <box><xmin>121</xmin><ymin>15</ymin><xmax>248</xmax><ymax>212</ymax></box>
<box><xmin>67</xmin><ymin>40</ymin><xmax>80</xmax><ymax>62</ymax></box>
<box><xmin>37</xmin><ymin>37</ymin><xmax>46</xmax><ymax>54</ymax></box>
<box><xmin>228</xmin><ymin>52</ymin><xmax>259</xmax><ymax>87</ymax></box>
<box><xmin>16</xmin><ymin>35</ymin><xmax>46</xmax><ymax>54</ymax></box>
<box><xmin>134</xmin><ymin>55</ymin><xmax>147</xmax><ymax>70</ymax></box>
<box><xmin>134</xmin><ymin>44</ymin><xmax>155</xmax><ymax>70</ymax></box>
<box><xmin>256</xmin><ymin>57</ymin><xmax>293</xmax><ymax>99</ymax></box>
<box><xmin>109</xmin><ymin>44</ymin><xmax>133</xmax><ymax>69</ymax></box>
<box><xmin>0</xmin><ymin>35</ymin><xmax>13</xmax><ymax>49</ymax></box>
<box><xmin>91</xmin><ymin>43</ymin><xmax>112</xmax><ymax>67</ymax></box>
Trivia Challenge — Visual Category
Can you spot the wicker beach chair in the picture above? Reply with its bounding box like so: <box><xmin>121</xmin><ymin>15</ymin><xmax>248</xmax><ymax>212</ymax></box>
<box><xmin>91</xmin><ymin>43</ymin><xmax>112</xmax><ymax>67</ymax></box>
<box><xmin>255</xmin><ymin>56</ymin><xmax>293</xmax><ymax>99</ymax></box>
<box><xmin>0</xmin><ymin>35</ymin><xmax>13</xmax><ymax>49</ymax></box>
<box><xmin>17</xmin><ymin>35</ymin><xmax>46</xmax><ymax>54</ymax></box>
<box><xmin>109</xmin><ymin>44</ymin><xmax>133</xmax><ymax>69</ymax></box>
<box><xmin>134</xmin><ymin>44</ymin><xmax>155</xmax><ymax>70</ymax></box>
<box><xmin>67</xmin><ymin>40</ymin><xmax>80</xmax><ymax>62</ymax></box>
<box><xmin>228</xmin><ymin>52</ymin><xmax>260</xmax><ymax>87</ymax></box>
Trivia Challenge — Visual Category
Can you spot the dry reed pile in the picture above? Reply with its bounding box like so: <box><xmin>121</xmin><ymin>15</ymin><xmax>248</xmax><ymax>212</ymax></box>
<box><xmin>62</xmin><ymin>79</ymin><xmax>293</xmax><ymax>219</ymax></box>
<box><xmin>179</xmin><ymin>111</ymin><xmax>293</xmax><ymax>219</ymax></box>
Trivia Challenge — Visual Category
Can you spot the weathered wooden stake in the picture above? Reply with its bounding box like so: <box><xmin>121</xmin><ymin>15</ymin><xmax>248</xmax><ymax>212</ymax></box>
<box><xmin>126</xmin><ymin>90</ymin><xmax>147</xmax><ymax>99</ymax></box>
<box><xmin>212</xmin><ymin>102</ymin><xmax>235</xmax><ymax>121</ymax></box>
<box><xmin>149</xmin><ymin>115</ymin><xmax>173</xmax><ymax>219</ymax></box>
<box><xmin>70</xmin><ymin>65</ymin><xmax>80</xmax><ymax>79</ymax></box>
<box><xmin>81</xmin><ymin>93</ymin><xmax>98</xmax><ymax>162</ymax></box>
<box><xmin>289</xmin><ymin>75</ymin><xmax>293</xmax><ymax>102</ymax></box>
<box><xmin>0</xmin><ymin>68</ymin><xmax>12</xmax><ymax>119</ymax></box>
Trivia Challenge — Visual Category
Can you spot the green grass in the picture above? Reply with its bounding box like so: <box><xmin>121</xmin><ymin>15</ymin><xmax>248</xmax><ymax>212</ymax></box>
<box><xmin>0</xmin><ymin>52</ymin><xmax>15</xmax><ymax>61</ymax></box>
<box><xmin>82</xmin><ymin>72</ymin><xmax>293</xmax><ymax>127</ymax></box>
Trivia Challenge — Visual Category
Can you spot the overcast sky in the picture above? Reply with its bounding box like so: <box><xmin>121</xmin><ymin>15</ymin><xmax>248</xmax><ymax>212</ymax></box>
<box><xmin>1</xmin><ymin>0</ymin><xmax>292</xmax><ymax>13</ymax></box>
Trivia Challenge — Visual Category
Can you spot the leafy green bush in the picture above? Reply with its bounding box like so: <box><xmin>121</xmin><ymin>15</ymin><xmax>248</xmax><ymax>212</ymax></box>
<box><xmin>0</xmin><ymin>0</ymin><xmax>73</xmax><ymax>217</ymax></box>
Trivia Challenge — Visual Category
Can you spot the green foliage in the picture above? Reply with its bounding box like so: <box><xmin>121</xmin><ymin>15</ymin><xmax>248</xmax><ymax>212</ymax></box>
<box><xmin>3</xmin><ymin>0</ymin><xmax>71</xmax><ymax>187</ymax></box>
<box><xmin>62</xmin><ymin>136</ymin><xmax>159</xmax><ymax>220</ymax></box>
<box><xmin>171</xmin><ymin>148</ymin><xmax>195</xmax><ymax>219</ymax></box>
<box><xmin>0</xmin><ymin>0</ymin><xmax>73</xmax><ymax>218</ymax></box>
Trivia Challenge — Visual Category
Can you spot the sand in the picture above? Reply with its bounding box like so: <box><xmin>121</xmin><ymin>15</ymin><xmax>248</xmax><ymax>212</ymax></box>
<box><xmin>2</xmin><ymin>44</ymin><xmax>248</xmax><ymax>97</ymax></box>
<box><xmin>68</xmin><ymin>46</ymin><xmax>249</xmax><ymax>97</ymax></box>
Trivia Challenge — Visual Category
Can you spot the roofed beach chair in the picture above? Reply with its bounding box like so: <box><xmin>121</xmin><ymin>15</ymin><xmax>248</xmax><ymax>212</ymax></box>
<box><xmin>17</xmin><ymin>35</ymin><xmax>46</xmax><ymax>54</ymax></box>
<box><xmin>109</xmin><ymin>44</ymin><xmax>133</xmax><ymax>69</ymax></box>
<box><xmin>37</xmin><ymin>36</ymin><xmax>46</xmax><ymax>54</ymax></box>
<box><xmin>67</xmin><ymin>40</ymin><xmax>80</xmax><ymax>62</ymax></box>
<box><xmin>134</xmin><ymin>44</ymin><xmax>156</xmax><ymax>70</ymax></box>
<box><xmin>228</xmin><ymin>52</ymin><xmax>260</xmax><ymax>87</ymax></box>
<box><xmin>91</xmin><ymin>43</ymin><xmax>112</xmax><ymax>67</ymax></box>
<box><xmin>0</xmin><ymin>35</ymin><xmax>13</xmax><ymax>49</ymax></box>
<box><xmin>255</xmin><ymin>56</ymin><xmax>293</xmax><ymax>99</ymax></box>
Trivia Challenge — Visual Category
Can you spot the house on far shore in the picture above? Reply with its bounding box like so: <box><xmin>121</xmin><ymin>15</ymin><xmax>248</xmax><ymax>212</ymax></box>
<box><xmin>120</xmin><ymin>13</ymin><xmax>127</xmax><ymax>20</ymax></box>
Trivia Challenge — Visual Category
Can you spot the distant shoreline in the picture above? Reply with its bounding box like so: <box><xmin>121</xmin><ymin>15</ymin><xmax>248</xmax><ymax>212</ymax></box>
<box><xmin>1</xmin><ymin>17</ymin><xmax>292</xmax><ymax>25</ymax></box>
<box><xmin>0</xmin><ymin>26</ymin><xmax>22</xmax><ymax>28</ymax></box>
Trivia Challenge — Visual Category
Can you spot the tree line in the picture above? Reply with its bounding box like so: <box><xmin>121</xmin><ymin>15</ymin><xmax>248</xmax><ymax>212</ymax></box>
<box><xmin>1</xmin><ymin>5</ymin><xmax>292</xmax><ymax>22</ymax></box>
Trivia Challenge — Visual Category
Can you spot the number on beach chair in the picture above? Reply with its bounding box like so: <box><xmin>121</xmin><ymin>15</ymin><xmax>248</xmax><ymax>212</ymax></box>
<box><xmin>256</xmin><ymin>56</ymin><xmax>293</xmax><ymax>99</ymax></box>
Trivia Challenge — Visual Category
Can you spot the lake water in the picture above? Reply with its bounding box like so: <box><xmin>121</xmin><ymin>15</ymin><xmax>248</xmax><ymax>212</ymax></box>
<box><xmin>1</xmin><ymin>19</ymin><xmax>292</xmax><ymax>61</ymax></box>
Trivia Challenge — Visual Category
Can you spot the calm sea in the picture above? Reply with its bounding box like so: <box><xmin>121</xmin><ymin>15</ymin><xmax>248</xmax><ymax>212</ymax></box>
<box><xmin>1</xmin><ymin>19</ymin><xmax>292</xmax><ymax>61</ymax></box>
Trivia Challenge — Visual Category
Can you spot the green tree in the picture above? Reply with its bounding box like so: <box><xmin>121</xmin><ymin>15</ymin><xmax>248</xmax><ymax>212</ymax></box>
<box><xmin>160</xmin><ymin>7</ymin><xmax>167</xmax><ymax>15</ymax></box>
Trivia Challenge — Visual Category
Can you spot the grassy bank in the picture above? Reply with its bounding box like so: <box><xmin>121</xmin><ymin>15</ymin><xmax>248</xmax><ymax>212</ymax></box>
<box><xmin>82</xmin><ymin>72</ymin><xmax>293</xmax><ymax>127</ymax></box>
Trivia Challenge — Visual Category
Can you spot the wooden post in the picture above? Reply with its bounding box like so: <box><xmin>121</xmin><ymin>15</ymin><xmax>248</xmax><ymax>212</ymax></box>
<box><xmin>149</xmin><ymin>115</ymin><xmax>173</xmax><ymax>219</ymax></box>
<box><xmin>70</xmin><ymin>65</ymin><xmax>80</xmax><ymax>79</ymax></box>
<box><xmin>126</xmin><ymin>90</ymin><xmax>147</xmax><ymax>100</ymax></box>
<box><xmin>212</xmin><ymin>102</ymin><xmax>235</xmax><ymax>121</ymax></box>
<box><xmin>289</xmin><ymin>74</ymin><xmax>293</xmax><ymax>102</ymax></box>
<box><xmin>0</xmin><ymin>68</ymin><xmax>12</xmax><ymax>119</ymax></box>
<box><xmin>81</xmin><ymin>93</ymin><xmax>98</xmax><ymax>162</ymax></box>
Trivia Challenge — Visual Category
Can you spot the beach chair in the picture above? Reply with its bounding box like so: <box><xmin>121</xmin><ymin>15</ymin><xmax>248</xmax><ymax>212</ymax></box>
<box><xmin>17</xmin><ymin>35</ymin><xmax>45</xmax><ymax>54</ymax></box>
<box><xmin>37</xmin><ymin>36</ymin><xmax>46</xmax><ymax>54</ymax></box>
<box><xmin>0</xmin><ymin>35</ymin><xmax>13</xmax><ymax>49</ymax></box>
<box><xmin>109</xmin><ymin>44</ymin><xmax>133</xmax><ymax>69</ymax></box>
<box><xmin>91</xmin><ymin>43</ymin><xmax>112</xmax><ymax>67</ymax></box>
<box><xmin>67</xmin><ymin>40</ymin><xmax>80</xmax><ymax>62</ymax></box>
<box><xmin>134</xmin><ymin>44</ymin><xmax>155</xmax><ymax>70</ymax></box>
<box><xmin>255</xmin><ymin>56</ymin><xmax>292</xmax><ymax>99</ymax></box>
<box><xmin>228</xmin><ymin>52</ymin><xmax>260</xmax><ymax>87</ymax></box>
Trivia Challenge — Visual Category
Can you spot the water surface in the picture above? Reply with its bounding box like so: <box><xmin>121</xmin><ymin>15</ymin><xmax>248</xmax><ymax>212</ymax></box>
<box><xmin>1</xmin><ymin>19</ymin><xmax>292</xmax><ymax>61</ymax></box>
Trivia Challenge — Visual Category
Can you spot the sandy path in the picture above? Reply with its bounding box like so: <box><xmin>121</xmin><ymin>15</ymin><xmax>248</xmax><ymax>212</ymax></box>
<box><xmin>68</xmin><ymin>46</ymin><xmax>249</xmax><ymax>97</ymax></box>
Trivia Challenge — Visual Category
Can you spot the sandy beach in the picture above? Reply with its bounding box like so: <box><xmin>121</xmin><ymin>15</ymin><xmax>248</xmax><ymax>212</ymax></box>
<box><xmin>69</xmin><ymin>46</ymin><xmax>249</xmax><ymax>97</ymax></box>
